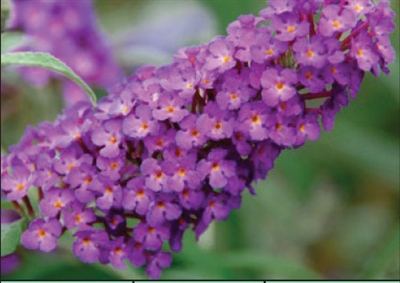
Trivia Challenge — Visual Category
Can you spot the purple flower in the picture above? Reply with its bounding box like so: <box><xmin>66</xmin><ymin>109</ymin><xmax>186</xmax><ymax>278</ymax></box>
<box><xmin>201</xmin><ymin>194</ymin><xmax>231</xmax><ymax>225</ymax></box>
<box><xmin>146</xmin><ymin>252</ymin><xmax>172</xmax><ymax>280</ymax></box>
<box><xmin>1</xmin><ymin>158</ymin><xmax>34</xmax><ymax>201</ymax></box>
<box><xmin>39</xmin><ymin>188</ymin><xmax>74</xmax><ymax>217</ymax></box>
<box><xmin>271</xmin><ymin>12</ymin><xmax>309</xmax><ymax>41</ymax></box>
<box><xmin>294</xmin><ymin>113</ymin><xmax>321</xmax><ymax>147</ymax></box>
<box><xmin>197</xmin><ymin>149</ymin><xmax>236</xmax><ymax>189</ymax></box>
<box><xmin>62</xmin><ymin>201</ymin><xmax>96</xmax><ymax>230</ymax></box>
<box><xmin>133</xmin><ymin>222</ymin><xmax>169</xmax><ymax>251</ymax></box>
<box><xmin>91</xmin><ymin>119</ymin><xmax>123</xmax><ymax>158</ymax></box>
<box><xmin>261</xmin><ymin>68</ymin><xmax>298</xmax><ymax>107</ymax></box>
<box><xmin>215</xmin><ymin>70</ymin><xmax>253</xmax><ymax>110</ymax></box>
<box><xmin>2</xmin><ymin>0</ymin><xmax>396</xmax><ymax>279</ymax></box>
<box><xmin>152</xmin><ymin>94</ymin><xmax>189</xmax><ymax>123</ymax></box>
<box><xmin>237</xmin><ymin>101</ymin><xmax>270</xmax><ymax>141</ymax></box>
<box><xmin>298</xmin><ymin>66</ymin><xmax>325</xmax><ymax>93</ymax></box>
<box><xmin>178</xmin><ymin>188</ymin><xmax>205</xmax><ymax>210</ymax></box>
<box><xmin>350</xmin><ymin>31</ymin><xmax>379</xmax><ymax>72</ymax></box>
<box><xmin>197</xmin><ymin>102</ymin><xmax>234</xmax><ymax>140</ymax></box>
<box><xmin>8</xmin><ymin>0</ymin><xmax>122</xmax><ymax>104</ymax></box>
<box><xmin>175</xmin><ymin>114</ymin><xmax>207</xmax><ymax>150</ymax></box>
<box><xmin>160</xmin><ymin>67</ymin><xmax>199</xmax><ymax>100</ymax></box>
<box><xmin>146</xmin><ymin>194</ymin><xmax>182</xmax><ymax>227</ymax></box>
<box><xmin>141</xmin><ymin>158</ymin><xmax>170</xmax><ymax>193</ymax></box>
<box><xmin>91</xmin><ymin>176</ymin><xmax>122</xmax><ymax>210</ymax></box>
<box><xmin>21</xmin><ymin>218</ymin><xmax>62</xmax><ymax>252</ymax></box>
<box><xmin>72</xmin><ymin>230</ymin><xmax>109</xmax><ymax>263</ymax></box>
<box><xmin>204</xmin><ymin>37</ymin><xmax>236</xmax><ymax>73</ymax></box>
<box><xmin>293</xmin><ymin>35</ymin><xmax>327</xmax><ymax>68</ymax></box>
<box><xmin>123</xmin><ymin>104</ymin><xmax>159</xmax><ymax>139</ymax></box>
<box><xmin>250</xmin><ymin>29</ymin><xmax>288</xmax><ymax>63</ymax></box>
<box><xmin>108</xmin><ymin>237</ymin><xmax>128</xmax><ymax>269</ymax></box>
<box><xmin>318</xmin><ymin>5</ymin><xmax>356</xmax><ymax>37</ymax></box>
<box><xmin>96</xmin><ymin>152</ymin><xmax>125</xmax><ymax>181</ymax></box>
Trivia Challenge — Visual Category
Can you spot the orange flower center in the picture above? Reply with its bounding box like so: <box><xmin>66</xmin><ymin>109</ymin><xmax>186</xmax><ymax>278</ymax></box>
<box><xmin>306</xmin><ymin>50</ymin><xmax>314</xmax><ymax>57</ymax></box>
<box><xmin>287</xmin><ymin>26</ymin><xmax>295</xmax><ymax>33</ymax></box>
<box><xmin>266</xmin><ymin>48</ymin><xmax>274</xmax><ymax>55</ymax></box>
<box><xmin>214</xmin><ymin>122</ymin><xmax>222</xmax><ymax>130</ymax></box>
<box><xmin>211</xmin><ymin>162</ymin><xmax>220</xmax><ymax>171</ymax></box>
<box><xmin>37</xmin><ymin>229</ymin><xmax>46</xmax><ymax>238</ymax></box>
<box><xmin>332</xmin><ymin>20</ymin><xmax>341</xmax><ymax>28</ymax></box>
<box><xmin>222</xmin><ymin>55</ymin><xmax>230</xmax><ymax>63</ymax></box>
<box><xmin>166</xmin><ymin>106</ymin><xmax>175</xmax><ymax>113</ymax></box>
<box><xmin>251</xmin><ymin>114</ymin><xmax>260</xmax><ymax>124</ymax></box>
<box><xmin>191</xmin><ymin>129</ymin><xmax>200</xmax><ymax>137</ymax></box>
<box><xmin>53</xmin><ymin>200</ymin><xmax>63</xmax><ymax>209</ymax></box>
<box><xmin>141</xmin><ymin>122</ymin><xmax>149</xmax><ymax>130</ymax></box>
<box><xmin>155</xmin><ymin>171</ymin><xmax>163</xmax><ymax>179</ymax></box>
<box><xmin>82</xmin><ymin>237</ymin><xmax>91</xmax><ymax>245</ymax></box>
<box><xmin>275</xmin><ymin>82</ymin><xmax>284</xmax><ymax>90</ymax></box>
<box><xmin>74</xmin><ymin>214</ymin><xmax>82</xmax><ymax>223</ymax></box>
<box><xmin>178</xmin><ymin>168</ymin><xmax>186</xmax><ymax>177</ymax></box>
<box><xmin>136</xmin><ymin>189</ymin><xmax>145</xmax><ymax>198</ymax></box>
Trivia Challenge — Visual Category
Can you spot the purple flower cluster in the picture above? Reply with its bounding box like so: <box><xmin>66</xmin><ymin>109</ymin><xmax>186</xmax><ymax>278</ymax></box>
<box><xmin>7</xmin><ymin>0</ymin><xmax>123</xmax><ymax>106</ymax></box>
<box><xmin>1</xmin><ymin>0</ymin><xmax>395</xmax><ymax>279</ymax></box>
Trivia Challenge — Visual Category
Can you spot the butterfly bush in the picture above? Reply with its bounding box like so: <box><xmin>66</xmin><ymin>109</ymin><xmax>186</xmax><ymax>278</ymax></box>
<box><xmin>1</xmin><ymin>0</ymin><xmax>396</xmax><ymax>279</ymax></box>
<box><xmin>7</xmin><ymin>0</ymin><xmax>123</xmax><ymax>106</ymax></box>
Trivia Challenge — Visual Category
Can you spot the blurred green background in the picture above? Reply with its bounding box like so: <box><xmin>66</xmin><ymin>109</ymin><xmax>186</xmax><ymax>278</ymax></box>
<box><xmin>1</xmin><ymin>0</ymin><xmax>399</xmax><ymax>280</ymax></box>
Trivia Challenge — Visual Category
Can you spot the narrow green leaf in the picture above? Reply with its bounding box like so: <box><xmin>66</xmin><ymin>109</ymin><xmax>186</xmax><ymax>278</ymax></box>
<box><xmin>1</xmin><ymin>199</ymin><xmax>14</xmax><ymax>210</ymax></box>
<box><xmin>1</xmin><ymin>32</ymin><xmax>24</xmax><ymax>54</ymax></box>
<box><xmin>1</xmin><ymin>52</ymin><xmax>97</xmax><ymax>105</ymax></box>
<box><xmin>1</xmin><ymin>218</ymin><xmax>26</xmax><ymax>256</ymax></box>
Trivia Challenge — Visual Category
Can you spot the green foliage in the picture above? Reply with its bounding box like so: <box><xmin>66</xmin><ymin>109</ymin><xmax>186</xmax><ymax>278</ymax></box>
<box><xmin>1</xmin><ymin>52</ymin><xmax>97</xmax><ymax>105</ymax></box>
<box><xmin>1</xmin><ymin>218</ymin><xmax>26</xmax><ymax>256</ymax></box>
<box><xmin>1</xmin><ymin>32</ymin><xmax>23</xmax><ymax>54</ymax></box>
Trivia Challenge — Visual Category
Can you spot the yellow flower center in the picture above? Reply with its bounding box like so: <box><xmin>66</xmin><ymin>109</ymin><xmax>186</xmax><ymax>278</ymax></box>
<box><xmin>275</xmin><ymin>82</ymin><xmax>285</xmax><ymax>90</ymax></box>
<box><xmin>211</xmin><ymin>162</ymin><xmax>220</xmax><ymax>171</ymax></box>
<box><xmin>166</xmin><ymin>106</ymin><xmax>175</xmax><ymax>113</ymax></box>
<box><xmin>251</xmin><ymin>114</ymin><xmax>260</xmax><ymax>124</ymax></box>
<box><xmin>222</xmin><ymin>55</ymin><xmax>230</xmax><ymax>63</ymax></box>
<box><xmin>332</xmin><ymin>20</ymin><xmax>341</xmax><ymax>28</ymax></box>
<box><xmin>287</xmin><ymin>26</ymin><xmax>295</xmax><ymax>33</ymax></box>
<box><xmin>306</xmin><ymin>50</ymin><xmax>314</xmax><ymax>57</ymax></box>
<box><xmin>53</xmin><ymin>200</ymin><xmax>63</xmax><ymax>209</ymax></box>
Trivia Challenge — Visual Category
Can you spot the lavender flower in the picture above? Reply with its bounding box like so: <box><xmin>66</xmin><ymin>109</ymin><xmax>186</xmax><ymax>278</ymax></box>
<box><xmin>1</xmin><ymin>0</ymin><xmax>396</xmax><ymax>279</ymax></box>
<box><xmin>7</xmin><ymin>0</ymin><xmax>122</xmax><ymax>106</ymax></box>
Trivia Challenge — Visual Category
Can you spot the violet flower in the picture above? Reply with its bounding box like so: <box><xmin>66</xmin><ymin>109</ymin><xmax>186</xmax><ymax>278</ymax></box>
<box><xmin>1</xmin><ymin>0</ymin><xmax>396</xmax><ymax>279</ymax></box>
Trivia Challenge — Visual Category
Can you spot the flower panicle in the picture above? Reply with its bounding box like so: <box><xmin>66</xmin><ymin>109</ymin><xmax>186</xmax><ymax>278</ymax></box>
<box><xmin>1</xmin><ymin>0</ymin><xmax>396</xmax><ymax>279</ymax></box>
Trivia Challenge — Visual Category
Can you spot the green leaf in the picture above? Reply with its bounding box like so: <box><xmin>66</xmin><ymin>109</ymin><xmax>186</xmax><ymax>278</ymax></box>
<box><xmin>1</xmin><ymin>0</ymin><xmax>11</xmax><ymax>32</ymax></box>
<box><xmin>1</xmin><ymin>199</ymin><xmax>14</xmax><ymax>210</ymax></box>
<box><xmin>1</xmin><ymin>218</ymin><xmax>26</xmax><ymax>256</ymax></box>
<box><xmin>1</xmin><ymin>52</ymin><xmax>97</xmax><ymax>105</ymax></box>
<box><xmin>1</xmin><ymin>32</ymin><xmax>24</xmax><ymax>54</ymax></box>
